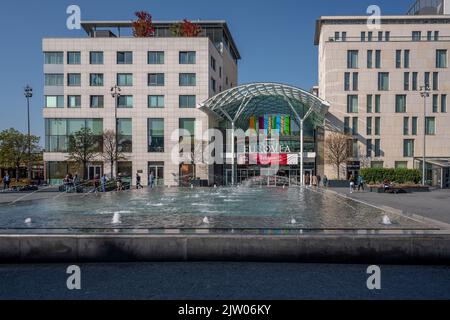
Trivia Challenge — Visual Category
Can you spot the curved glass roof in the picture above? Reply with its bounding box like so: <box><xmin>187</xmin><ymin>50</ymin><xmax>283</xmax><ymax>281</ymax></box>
<box><xmin>199</xmin><ymin>83</ymin><xmax>330</xmax><ymax>129</ymax></box>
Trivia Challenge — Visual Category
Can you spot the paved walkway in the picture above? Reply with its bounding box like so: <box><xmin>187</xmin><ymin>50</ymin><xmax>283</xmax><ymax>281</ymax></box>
<box><xmin>330</xmin><ymin>187</ymin><xmax>450</xmax><ymax>226</ymax></box>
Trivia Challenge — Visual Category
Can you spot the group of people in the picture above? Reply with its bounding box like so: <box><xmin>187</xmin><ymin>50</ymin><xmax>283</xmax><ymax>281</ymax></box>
<box><xmin>304</xmin><ymin>173</ymin><xmax>329</xmax><ymax>188</ymax></box>
<box><xmin>349</xmin><ymin>174</ymin><xmax>365</xmax><ymax>194</ymax></box>
<box><xmin>63</xmin><ymin>173</ymin><xmax>80</xmax><ymax>192</ymax></box>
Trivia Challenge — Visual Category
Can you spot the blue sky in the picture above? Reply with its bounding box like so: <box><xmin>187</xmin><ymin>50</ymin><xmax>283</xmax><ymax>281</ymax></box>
<box><xmin>0</xmin><ymin>0</ymin><xmax>412</xmax><ymax>141</ymax></box>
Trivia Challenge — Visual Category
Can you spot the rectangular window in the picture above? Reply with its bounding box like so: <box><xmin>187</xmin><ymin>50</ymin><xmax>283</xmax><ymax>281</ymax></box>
<box><xmin>441</xmin><ymin>94</ymin><xmax>447</xmax><ymax>113</ymax></box>
<box><xmin>90</xmin><ymin>51</ymin><xmax>103</xmax><ymax>64</ymax></box>
<box><xmin>361</xmin><ymin>32</ymin><xmax>366</xmax><ymax>42</ymax></box>
<box><xmin>211</xmin><ymin>77</ymin><xmax>217</xmax><ymax>93</ymax></box>
<box><xmin>148</xmin><ymin>95</ymin><xmax>165</xmax><ymax>108</ymax></box>
<box><xmin>374</xmin><ymin>139</ymin><xmax>381</xmax><ymax>157</ymax></box>
<box><xmin>412</xmin><ymin>117</ymin><xmax>418</xmax><ymax>135</ymax></box>
<box><xmin>436</xmin><ymin>50</ymin><xmax>447</xmax><ymax>68</ymax></box>
<box><xmin>179</xmin><ymin>118</ymin><xmax>196</xmax><ymax>152</ymax></box>
<box><xmin>179</xmin><ymin>51</ymin><xmax>196</xmax><ymax>64</ymax></box>
<box><xmin>118</xmin><ymin>96</ymin><xmax>133</xmax><ymax>108</ymax></box>
<box><xmin>427</xmin><ymin>31</ymin><xmax>433</xmax><ymax>41</ymax></box>
<box><xmin>366</xmin><ymin>139</ymin><xmax>372</xmax><ymax>158</ymax></box>
<box><xmin>179</xmin><ymin>95</ymin><xmax>196</xmax><ymax>108</ymax></box>
<box><xmin>375</xmin><ymin>95</ymin><xmax>381</xmax><ymax>113</ymax></box>
<box><xmin>347</xmin><ymin>95</ymin><xmax>358</xmax><ymax>113</ymax></box>
<box><xmin>68</xmin><ymin>95</ymin><xmax>81</xmax><ymax>108</ymax></box>
<box><xmin>117</xmin><ymin>51</ymin><xmax>133</xmax><ymax>64</ymax></box>
<box><xmin>378</xmin><ymin>73</ymin><xmax>389</xmax><ymax>91</ymax></box>
<box><xmin>344</xmin><ymin>73</ymin><xmax>350</xmax><ymax>91</ymax></box>
<box><xmin>395</xmin><ymin>161</ymin><xmax>408</xmax><ymax>169</ymax></box>
<box><xmin>352</xmin><ymin>73</ymin><xmax>359</xmax><ymax>91</ymax></box>
<box><xmin>352</xmin><ymin>117</ymin><xmax>358</xmax><ymax>135</ymax></box>
<box><xmin>371</xmin><ymin>161</ymin><xmax>384</xmax><ymax>168</ymax></box>
<box><xmin>404</xmin><ymin>72</ymin><xmax>410</xmax><ymax>91</ymax></box>
<box><xmin>368</xmin><ymin>32</ymin><xmax>373</xmax><ymax>42</ymax></box>
<box><xmin>367</xmin><ymin>95</ymin><xmax>373</xmax><ymax>113</ymax></box>
<box><xmin>344</xmin><ymin>117</ymin><xmax>351</xmax><ymax>135</ymax></box>
<box><xmin>412</xmin><ymin>31</ymin><xmax>421</xmax><ymax>41</ymax></box>
<box><xmin>395</xmin><ymin>95</ymin><xmax>407</xmax><ymax>113</ymax></box>
<box><xmin>367</xmin><ymin>117</ymin><xmax>372</xmax><ymax>135</ymax></box>
<box><xmin>117</xmin><ymin>119</ymin><xmax>132</xmax><ymax>153</ymax></box>
<box><xmin>396</xmin><ymin>50</ymin><xmax>402</xmax><ymax>69</ymax></box>
<box><xmin>347</xmin><ymin>50</ymin><xmax>358</xmax><ymax>69</ymax></box>
<box><xmin>404</xmin><ymin>50</ymin><xmax>410</xmax><ymax>68</ymax></box>
<box><xmin>90</xmin><ymin>95</ymin><xmax>104</xmax><ymax>108</ymax></box>
<box><xmin>403</xmin><ymin>117</ymin><xmax>409</xmax><ymax>135</ymax></box>
<box><xmin>90</xmin><ymin>73</ymin><xmax>104</xmax><ymax>86</ymax></box>
<box><xmin>148</xmin><ymin>119</ymin><xmax>165</xmax><ymax>153</ymax></box>
<box><xmin>67</xmin><ymin>52</ymin><xmax>81</xmax><ymax>65</ymax></box>
<box><xmin>342</xmin><ymin>32</ymin><xmax>347</xmax><ymax>41</ymax></box>
<box><xmin>179</xmin><ymin>73</ymin><xmax>196</xmax><ymax>86</ymax></box>
<box><xmin>148</xmin><ymin>51</ymin><xmax>164</xmax><ymax>64</ymax></box>
<box><xmin>425</xmin><ymin>72</ymin><xmax>430</xmax><ymax>88</ymax></box>
<box><xmin>412</xmin><ymin>72</ymin><xmax>418</xmax><ymax>91</ymax></box>
<box><xmin>45</xmin><ymin>96</ymin><xmax>64</xmax><ymax>108</ymax></box>
<box><xmin>375</xmin><ymin>117</ymin><xmax>381</xmax><ymax>136</ymax></box>
<box><xmin>375</xmin><ymin>50</ymin><xmax>381</xmax><ymax>69</ymax></box>
<box><xmin>45</xmin><ymin>74</ymin><xmax>64</xmax><ymax>86</ymax></box>
<box><xmin>433</xmin><ymin>72</ymin><xmax>439</xmax><ymax>90</ymax></box>
<box><xmin>378</xmin><ymin>31</ymin><xmax>383</xmax><ymax>42</ymax></box>
<box><xmin>44</xmin><ymin>52</ymin><xmax>63</xmax><ymax>64</ymax></box>
<box><xmin>367</xmin><ymin>50</ymin><xmax>373</xmax><ymax>69</ymax></box>
<box><xmin>117</xmin><ymin>73</ymin><xmax>133</xmax><ymax>86</ymax></box>
<box><xmin>385</xmin><ymin>31</ymin><xmax>390</xmax><ymax>41</ymax></box>
<box><xmin>404</xmin><ymin>139</ymin><xmax>414</xmax><ymax>157</ymax></box>
<box><xmin>425</xmin><ymin>117</ymin><xmax>436</xmax><ymax>135</ymax></box>
<box><xmin>433</xmin><ymin>95</ymin><xmax>439</xmax><ymax>113</ymax></box>
<box><xmin>211</xmin><ymin>56</ymin><xmax>216</xmax><ymax>71</ymax></box>
<box><xmin>335</xmin><ymin>32</ymin><xmax>340</xmax><ymax>41</ymax></box>
<box><xmin>67</xmin><ymin>73</ymin><xmax>81</xmax><ymax>86</ymax></box>
<box><xmin>148</xmin><ymin>73</ymin><xmax>165</xmax><ymax>86</ymax></box>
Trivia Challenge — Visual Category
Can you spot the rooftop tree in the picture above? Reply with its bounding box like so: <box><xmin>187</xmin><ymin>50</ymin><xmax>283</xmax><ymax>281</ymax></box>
<box><xmin>132</xmin><ymin>11</ymin><xmax>155</xmax><ymax>37</ymax></box>
<box><xmin>170</xmin><ymin>19</ymin><xmax>202</xmax><ymax>37</ymax></box>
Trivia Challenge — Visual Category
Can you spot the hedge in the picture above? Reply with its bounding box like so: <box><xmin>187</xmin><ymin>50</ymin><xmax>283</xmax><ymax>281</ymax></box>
<box><xmin>360</xmin><ymin>168</ymin><xmax>422</xmax><ymax>184</ymax></box>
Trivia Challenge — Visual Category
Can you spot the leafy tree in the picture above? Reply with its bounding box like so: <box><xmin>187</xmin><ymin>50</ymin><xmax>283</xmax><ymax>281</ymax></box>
<box><xmin>101</xmin><ymin>130</ymin><xmax>127</xmax><ymax>179</ymax></box>
<box><xmin>0</xmin><ymin>128</ymin><xmax>41</xmax><ymax>180</ymax></box>
<box><xmin>170</xmin><ymin>20</ymin><xmax>202</xmax><ymax>37</ymax></box>
<box><xmin>67</xmin><ymin>128</ymin><xmax>100</xmax><ymax>180</ymax></box>
<box><xmin>132</xmin><ymin>11</ymin><xmax>155</xmax><ymax>37</ymax></box>
<box><xmin>325</xmin><ymin>131</ymin><xmax>351</xmax><ymax>180</ymax></box>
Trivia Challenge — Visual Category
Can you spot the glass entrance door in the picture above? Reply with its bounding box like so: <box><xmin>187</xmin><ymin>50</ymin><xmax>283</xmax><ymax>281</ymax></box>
<box><xmin>88</xmin><ymin>165</ymin><xmax>102</xmax><ymax>181</ymax></box>
<box><xmin>149</xmin><ymin>162</ymin><xmax>164</xmax><ymax>187</ymax></box>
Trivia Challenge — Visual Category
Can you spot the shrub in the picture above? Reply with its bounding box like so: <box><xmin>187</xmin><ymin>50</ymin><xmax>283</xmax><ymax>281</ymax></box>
<box><xmin>360</xmin><ymin>168</ymin><xmax>422</xmax><ymax>184</ymax></box>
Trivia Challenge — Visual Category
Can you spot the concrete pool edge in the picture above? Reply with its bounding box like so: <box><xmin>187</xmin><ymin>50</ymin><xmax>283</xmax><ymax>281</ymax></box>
<box><xmin>1</xmin><ymin>234</ymin><xmax>449</xmax><ymax>265</ymax></box>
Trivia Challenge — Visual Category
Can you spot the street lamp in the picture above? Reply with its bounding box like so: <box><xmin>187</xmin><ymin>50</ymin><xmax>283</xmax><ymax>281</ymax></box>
<box><xmin>420</xmin><ymin>85</ymin><xmax>430</xmax><ymax>186</ymax></box>
<box><xmin>111</xmin><ymin>85</ymin><xmax>121</xmax><ymax>179</ymax></box>
<box><xmin>24</xmin><ymin>85</ymin><xmax>33</xmax><ymax>181</ymax></box>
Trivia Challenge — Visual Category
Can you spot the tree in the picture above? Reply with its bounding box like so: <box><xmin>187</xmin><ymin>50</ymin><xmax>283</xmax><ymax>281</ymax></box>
<box><xmin>170</xmin><ymin>20</ymin><xmax>202</xmax><ymax>37</ymax></box>
<box><xmin>67</xmin><ymin>128</ymin><xmax>100</xmax><ymax>180</ymax></box>
<box><xmin>325</xmin><ymin>131</ymin><xmax>351</xmax><ymax>180</ymax></box>
<box><xmin>0</xmin><ymin>128</ymin><xmax>41</xmax><ymax>180</ymax></box>
<box><xmin>132</xmin><ymin>11</ymin><xmax>155</xmax><ymax>37</ymax></box>
<box><xmin>101</xmin><ymin>130</ymin><xmax>127</xmax><ymax>179</ymax></box>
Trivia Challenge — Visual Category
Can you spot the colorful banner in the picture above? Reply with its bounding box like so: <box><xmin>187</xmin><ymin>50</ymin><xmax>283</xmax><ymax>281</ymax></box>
<box><xmin>246</xmin><ymin>154</ymin><xmax>298</xmax><ymax>166</ymax></box>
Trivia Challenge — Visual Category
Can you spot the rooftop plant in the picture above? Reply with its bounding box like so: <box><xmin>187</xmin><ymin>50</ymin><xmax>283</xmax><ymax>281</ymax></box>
<box><xmin>170</xmin><ymin>19</ymin><xmax>202</xmax><ymax>37</ymax></box>
<box><xmin>132</xmin><ymin>11</ymin><xmax>155</xmax><ymax>37</ymax></box>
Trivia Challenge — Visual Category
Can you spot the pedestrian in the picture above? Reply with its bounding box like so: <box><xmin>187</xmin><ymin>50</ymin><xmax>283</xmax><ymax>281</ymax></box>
<box><xmin>357</xmin><ymin>175</ymin><xmax>365</xmax><ymax>192</ymax></box>
<box><xmin>101</xmin><ymin>174</ymin><xmax>108</xmax><ymax>193</ymax></box>
<box><xmin>349</xmin><ymin>175</ymin><xmax>355</xmax><ymax>194</ymax></box>
<box><xmin>73</xmin><ymin>173</ymin><xmax>79</xmax><ymax>192</ymax></box>
<box><xmin>3</xmin><ymin>173</ymin><xmax>10</xmax><ymax>190</ymax></box>
<box><xmin>136</xmin><ymin>173</ymin><xmax>143</xmax><ymax>189</ymax></box>
<box><xmin>149</xmin><ymin>172</ymin><xmax>155</xmax><ymax>189</ymax></box>
<box><xmin>323</xmin><ymin>175</ymin><xmax>328</xmax><ymax>188</ymax></box>
<box><xmin>116</xmin><ymin>174</ymin><xmax>123</xmax><ymax>192</ymax></box>
<box><xmin>93</xmin><ymin>174</ymin><xmax>100</xmax><ymax>193</ymax></box>
<box><xmin>317</xmin><ymin>175</ymin><xmax>322</xmax><ymax>187</ymax></box>
<box><xmin>64</xmin><ymin>174</ymin><xmax>70</xmax><ymax>192</ymax></box>
<box><xmin>305</xmin><ymin>173</ymin><xmax>311</xmax><ymax>187</ymax></box>
<box><xmin>312</xmin><ymin>175</ymin><xmax>318</xmax><ymax>187</ymax></box>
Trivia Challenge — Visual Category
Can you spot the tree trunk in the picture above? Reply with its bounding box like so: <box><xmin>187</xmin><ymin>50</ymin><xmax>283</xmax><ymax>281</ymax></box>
<box><xmin>83</xmin><ymin>161</ymin><xmax>88</xmax><ymax>181</ymax></box>
<box><xmin>111</xmin><ymin>161</ymin><xmax>114</xmax><ymax>180</ymax></box>
<box><xmin>336</xmin><ymin>164</ymin><xmax>340</xmax><ymax>180</ymax></box>
<box><xmin>16</xmin><ymin>165</ymin><xmax>20</xmax><ymax>181</ymax></box>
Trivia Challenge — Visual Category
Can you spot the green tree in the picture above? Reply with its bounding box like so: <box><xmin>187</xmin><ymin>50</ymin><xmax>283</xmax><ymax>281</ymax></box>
<box><xmin>101</xmin><ymin>130</ymin><xmax>127</xmax><ymax>179</ymax></box>
<box><xmin>0</xmin><ymin>128</ymin><xmax>41</xmax><ymax>180</ymax></box>
<box><xmin>67</xmin><ymin>128</ymin><xmax>100</xmax><ymax>180</ymax></box>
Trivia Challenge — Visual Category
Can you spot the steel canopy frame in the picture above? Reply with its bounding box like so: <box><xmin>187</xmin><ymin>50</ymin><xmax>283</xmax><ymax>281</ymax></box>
<box><xmin>199</xmin><ymin>82</ymin><xmax>330</xmax><ymax>186</ymax></box>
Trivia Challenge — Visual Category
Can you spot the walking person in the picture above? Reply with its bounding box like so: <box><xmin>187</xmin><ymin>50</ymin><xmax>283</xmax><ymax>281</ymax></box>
<box><xmin>323</xmin><ymin>175</ymin><xmax>328</xmax><ymax>188</ymax></box>
<box><xmin>73</xmin><ymin>173</ymin><xmax>79</xmax><ymax>192</ymax></box>
<box><xmin>317</xmin><ymin>175</ymin><xmax>322</xmax><ymax>188</ymax></box>
<box><xmin>349</xmin><ymin>174</ymin><xmax>355</xmax><ymax>194</ymax></box>
<box><xmin>116</xmin><ymin>174</ymin><xmax>123</xmax><ymax>192</ymax></box>
<box><xmin>357</xmin><ymin>174</ymin><xmax>365</xmax><ymax>192</ymax></box>
<box><xmin>3</xmin><ymin>173</ymin><xmax>10</xmax><ymax>190</ymax></box>
<box><xmin>136</xmin><ymin>173</ymin><xmax>143</xmax><ymax>190</ymax></box>
<box><xmin>101</xmin><ymin>174</ymin><xmax>108</xmax><ymax>193</ymax></box>
<box><xmin>93</xmin><ymin>174</ymin><xmax>100</xmax><ymax>194</ymax></box>
<box><xmin>148</xmin><ymin>172</ymin><xmax>155</xmax><ymax>189</ymax></box>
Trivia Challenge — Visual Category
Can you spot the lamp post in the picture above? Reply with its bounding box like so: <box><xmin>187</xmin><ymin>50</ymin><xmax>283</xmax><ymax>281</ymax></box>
<box><xmin>24</xmin><ymin>85</ymin><xmax>33</xmax><ymax>181</ymax></box>
<box><xmin>111</xmin><ymin>85</ymin><xmax>121</xmax><ymax>179</ymax></box>
<box><xmin>420</xmin><ymin>85</ymin><xmax>430</xmax><ymax>186</ymax></box>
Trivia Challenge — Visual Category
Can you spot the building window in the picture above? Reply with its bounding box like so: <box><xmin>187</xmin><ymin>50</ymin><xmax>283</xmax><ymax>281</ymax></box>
<box><xmin>179</xmin><ymin>51</ymin><xmax>196</xmax><ymax>64</ymax></box>
<box><xmin>366</xmin><ymin>139</ymin><xmax>372</xmax><ymax>158</ymax></box>
<box><xmin>433</xmin><ymin>94</ymin><xmax>439</xmax><ymax>113</ymax></box>
<box><xmin>395</xmin><ymin>161</ymin><xmax>408</xmax><ymax>169</ymax></box>
<box><xmin>211</xmin><ymin>56</ymin><xmax>216</xmax><ymax>71</ymax></box>
<box><xmin>441</xmin><ymin>94</ymin><xmax>447</xmax><ymax>113</ymax></box>
<box><xmin>425</xmin><ymin>117</ymin><xmax>436</xmax><ymax>135</ymax></box>
<box><xmin>44</xmin><ymin>52</ymin><xmax>63</xmax><ymax>64</ymax></box>
<box><xmin>367</xmin><ymin>50</ymin><xmax>373</xmax><ymax>68</ymax></box>
<box><xmin>366</xmin><ymin>117</ymin><xmax>372</xmax><ymax>135</ymax></box>
<box><xmin>403</xmin><ymin>117</ymin><xmax>409</xmax><ymax>135</ymax></box>
<box><xmin>148</xmin><ymin>119</ymin><xmax>165</xmax><ymax>153</ymax></box>
<box><xmin>367</xmin><ymin>32</ymin><xmax>373</xmax><ymax>42</ymax></box>
<box><xmin>375</xmin><ymin>50</ymin><xmax>381</xmax><ymax>69</ymax></box>
<box><xmin>412</xmin><ymin>117</ymin><xmax>418</xmax><ymax>135</ymax></box>
<box><xmin>412</xmin><ymin>72</ymin><xmax>418</xmax><ymax>91</ymax></box>
<box><xmin>148</xmin><ymin>73</ymin><xmax>165</xmax><ymax>86</ymax></box>
<box><xmin>344</xmin><ymin>117</ymin><xmax>350</xmax><ymax>135</ymax></box>
<box><xmin>352</xmin><ymin>117</ymin><xmax>358</xmax><ymax>135</ymax></box>
<box><xmin>67</xmin><ymin>73</ymin><xmax>81</xmax><ymax>86</ymax></box>
<box><xmin>45</xmin><ymin>74</ymin><xmax>64</xmax><ymax>86</ymax></box>
<box><xmin>90</xmin><ymin>73</ymin><xmax>104</xmax><ymax>86</ymax></box>
<box><xmin>117</xmin><ymin>119</ymin><xmax>132</xmax><ymax>153</ymax></box>
<box><xmin>433</xmin><ymin>72</ymin><xmax>439</xmax><ymax>90</ymax></box>
<box><xmin>67</xmin><ymin>52</ymin><xmax>81</xmax><ymax>65</ymax></box>
<box><xmin>352</xmin><ymin>73</ymin><xmax>359</xmax><ymax>91</ymax></box>
<box><xmin>342</xmin><ymin>32</ymin><xmax>347</xmax><ymax>41</ymax></box>
<box><xmin>378</xmin><ymin>31</ymin><xmax>383</xmax><ymax>42</ymax></box>
<box><xmin>211</xmin><ymin>77</ymin><xmax>217</xmax><ymax>93</ymax></box>
<box><xmin>68</xmin><ymin>95</ymin><xmax>81</xmax><ymax>108</ymax></box>
<box><xmin>179</xmin><ymin>118</ymin><xmax>196</xmax><ymax>153</ymax></box>
<box><xmin>148</xmin><ymin>51</ymin><xmax>164</xmax><ymax>64</ymax></box>
<box><xmin>117</xmin><ymin>51</ymin><xmax>133</xmax><ymax>64</ymax></box>
<box><xmin>148</xmin><ymin>95</ymin><xmax>165</xmax><ymax>108</ymax></box>
<box><xmin>90</xmin><ymin>95</ymin><xmax>104</xmax><ymax>108</ymax></box>
<box><xmin>179</xmin><ymin>73</ymin><xmax>196</xmax><ymax>86</ymax></box>
<box><xmin>118</xmin><ymin>96</ymin><xmax>133</xmax><ymax>109</ymax></box>
<box><xmin>403</xmin><ymin>139</ymin><xmax>414</xmax><ymax>157</ymax></box>
<box><xmin>371</xmin><ymin>161</ymin><xmax>384</xmax><ymax>168</ymax></box>
<box><xmin>375</xmin><ymin>95</ymin><xmax>381</xmax><ymax>113</ymax></box>
<box><xmin>412</xmin><ymin>31</ymin><xmax>421</xmax><ymax>41</ymax></box>
<box><xmin>374</xmin><ymin>139</ymin><xmax>381</xmax><ymax>157</ymax></box>
<box><xmin>45</xmin><ymin>96</ymin><xmax>64</xmax><ymax>108</ymax></box>
<box><xmin>344</xmin><ymin>73</ymin><xmax>350</xmax><ymax>91</ymax></box>
<box><xmin>90</xmin><ymin>51</ymin><xmax>103</xmax><ymax>64</ymax></box>
<box><xmin>378</xmin><ymin>73</ymin><xmax>389</xmax><ymax>91</ymax></box>
<box><xmin>375</xmin><ymin>117</ymin><xmax>381</xmax><ymax>136</ymax></box>
<box><xmin>395</xmin><ymin>95</ymin><xmax>407</xmax><ymax>113</ymax></box>
<box><xmin>361</xmin><ymin>32</ymin><xmax>366</xmax><ymax>42</ymax></box>
<box><xmin>436</xmin><ymin>50</ymin><xmax>447</xmax><ymax>68</ymax></box>
<box><xmin>366</xmin><ymin>95</ymin><xmax>373</xmax><ymax>113</ymax></box>
<box><xmin>117</xmin><ymin>73</ymin><xmax>133</xmax><ymax>86</ymax></box>
<box><xmin>404</xmin><ymin>72</ymin><xmax>410</xmax><ymax>91</ymax></box>
<box><xmin>347</xmin><ymin>50</ymin><xmax>358</xmax><ymax>69</ymax></box>
<box><xmin>385</xmin><ymin>31</ymin><xmax>390</xmax><ymax>41</ymax></box>
<box><xmin>396</xmin><ymin>50</ymin><xmax>402</xmax><ymax>69</ymax></box>
<box><xmin>347</xmin><ymin>95</ymin><xmax>358</xmax><ymax>113</ymax></box>
<box><xmin>404</xmin><ymin>50</ymin><xmax>410</xmax><ymax>68</ymax></box>
<box><xmin>424</xmin><ymin>72</ymin><xmax>430</xmax><ymax>88</ymax></box>
<box><xmin>179</xmin><ymin>95</ymin><xmax>196</xmax><ymax>109</ymax></box>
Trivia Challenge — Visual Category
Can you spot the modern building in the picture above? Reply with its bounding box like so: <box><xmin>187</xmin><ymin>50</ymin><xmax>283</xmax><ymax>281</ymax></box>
<box><xmin>43</xmin><ymin>20</ymin><xmax>240</xmax><ymax>186</ymax></box>
<box><xmin>315</xmin><ymin>7</ymin><xmax>450</xmax><ymax>187</ymax></box>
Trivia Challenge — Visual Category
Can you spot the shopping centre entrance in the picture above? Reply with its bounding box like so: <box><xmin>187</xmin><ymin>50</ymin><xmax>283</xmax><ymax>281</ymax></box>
<box><xmin>200</xmin><ymin>83</ymin><xmax>330</xmax><ymax>186</ymax></box>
